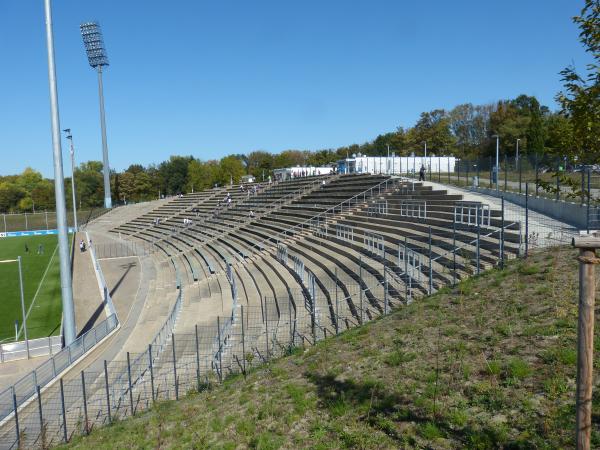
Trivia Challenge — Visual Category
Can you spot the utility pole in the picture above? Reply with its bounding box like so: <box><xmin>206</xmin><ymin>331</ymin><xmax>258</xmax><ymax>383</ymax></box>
<box><xmin>44</xmin><ymin>0</ymin><xmax>76</xmax><ymax>344</ymax></box>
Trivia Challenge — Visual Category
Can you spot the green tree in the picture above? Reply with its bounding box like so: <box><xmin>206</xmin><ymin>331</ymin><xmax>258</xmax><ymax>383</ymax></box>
<box><xmin>408</xmin><ymin>109</ymin><xmax>456</xmax><ymax>155</ymax></box>
<box><xmin>0</xmin><ymin>182</ymin><xmax>25</xmax><ymax>212</ymax></box>
<box><xmin>526</xmin><ymin>97</ymin><xmax>546</xmax><ymax>155</ymax></box>
<box><xmin>555</xmin><ymin>0</ymin><xmax>599</xmax><ymax>163</ymax></box>
<box><xmin>158</xmin><ymin>156</ymin><xmax>194</xmax><ymax>195</ymax></box>
<box><xmin>218</xmin><ymin>155</ymin><xmax>246</xmax><ymax>185</ymax></box>
<box><xmin>246</xmin><ymin>151</ymin><xmax>274</xmax><ymax>178</ymax></box>
<box><xmin>187</xmin><ymin>159</ymin><xmax>220</xmax><ymax>191</ymax></box>
<box><xmin>133</xmin><ymin>172</ymin><xmax>155</xmax><ymax>201</ymax></box>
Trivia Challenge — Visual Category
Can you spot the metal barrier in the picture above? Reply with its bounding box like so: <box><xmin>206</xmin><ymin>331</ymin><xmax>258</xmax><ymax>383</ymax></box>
<box><xmin>0</xmin><ymin>313</ymin><xmax>119</xmax><ymax>423</ymax></box>
<box><xmin>453</xmin><ymin>202</ymin><xmax>490</xmax><ymax>227</ymax></box>
<box><xmin>400</xmin><ymin>200</ymin><xmax>427</xmax><ymax>219</ymax></box>
<box><xmin>368</xmin><ymin>200</ymin><xmax>388</xmax><ymax>216</ymax></box>
<box><xmin>0</xmin><ymin>336</ymin><xmax>61</xmax><ymax>363</ymax></box>
<box><xmin>364</xmin><ymin>231</ymin><xmax>385</xmax><ymax>258</ymax></box>
<box><xmin>335</xmin><ymin>224</ymin><xmax>354</xmax><ymax>242</ymax></box>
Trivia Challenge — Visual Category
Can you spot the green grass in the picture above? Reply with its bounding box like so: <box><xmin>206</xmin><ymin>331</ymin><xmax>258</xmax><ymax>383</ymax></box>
<box><xmin>59</xmin><ymin>247</ymin><xmax>600</xmax><ymax>449</ymax></box>
<box><xmin>0</xmin><ymin>235</ymin><xmax>64</xmax><ymax>342</ymax></box>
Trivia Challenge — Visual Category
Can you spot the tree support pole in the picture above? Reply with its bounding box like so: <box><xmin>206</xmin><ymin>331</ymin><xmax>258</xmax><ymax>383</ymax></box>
<box><xmin>572</xmin><ymin>235</ymin><xmax>600</xmax><ymax>450</ymax></box>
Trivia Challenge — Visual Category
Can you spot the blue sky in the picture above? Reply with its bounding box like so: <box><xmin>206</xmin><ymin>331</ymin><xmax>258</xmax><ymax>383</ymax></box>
<box><xmin>0</xmin><ymin>0</ymin><xmax>591</xmax><ymax>177</ymax></box>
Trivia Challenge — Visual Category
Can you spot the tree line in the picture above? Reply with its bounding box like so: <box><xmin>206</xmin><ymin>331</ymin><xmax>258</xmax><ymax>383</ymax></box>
<box><xmin>1</xmin><ymin>0</ymin><xmax>596</xmax><ymax>213</ymax></box>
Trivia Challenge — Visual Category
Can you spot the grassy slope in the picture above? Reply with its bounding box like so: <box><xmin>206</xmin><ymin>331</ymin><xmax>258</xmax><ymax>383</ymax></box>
<box><xmin>0</xmin><ymin>235</ymin><xmax>63</xmax><ymax>341</ymax></box>
<box><xmin>61</xmin><ymin>247</ymin><xmax>600</xmax><ymax>449</ymax></box>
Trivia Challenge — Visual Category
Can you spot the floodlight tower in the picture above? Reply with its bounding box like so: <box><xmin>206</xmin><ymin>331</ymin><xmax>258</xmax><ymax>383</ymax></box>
<box><xmin>80</xmin><ymin>22</ymin><xmax>112</xmax><ymax>209</ymax></box>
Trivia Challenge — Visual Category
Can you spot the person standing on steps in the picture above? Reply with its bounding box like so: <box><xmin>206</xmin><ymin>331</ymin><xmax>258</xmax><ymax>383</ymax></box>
<box><xmin>419</xmin><ymin>165</ymin><xmax>426</xmax><ymax>181</ymax></box>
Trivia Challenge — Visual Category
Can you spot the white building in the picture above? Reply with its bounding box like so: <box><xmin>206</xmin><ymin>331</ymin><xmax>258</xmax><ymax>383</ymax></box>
<box><xmin>273</xmin><ymin>166</ymin><xmax>334</xmax><ymax>182</ymax></box>
<box><xmin>337</xmin><ymin>155</ymin><xmax>457</xmax><ymax>175</ymax></box>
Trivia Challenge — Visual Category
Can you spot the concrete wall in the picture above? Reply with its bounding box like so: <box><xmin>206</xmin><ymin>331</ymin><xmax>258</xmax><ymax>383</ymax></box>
<box><xmin>471</xmin><ymin>186</ymin><xmax>598</xmax><ymax>230</ymax></box>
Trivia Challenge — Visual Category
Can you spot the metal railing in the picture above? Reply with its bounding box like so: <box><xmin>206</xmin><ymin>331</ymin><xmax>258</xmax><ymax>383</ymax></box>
<box><xmin>0</xmin><ymin>336</ymin><xmax>62</xmax><ymax>364</ymax></box>
<box><xmin>0</xmin><ymin>313</ymin><xmax>119</xmax><ymax>423</ymax></box>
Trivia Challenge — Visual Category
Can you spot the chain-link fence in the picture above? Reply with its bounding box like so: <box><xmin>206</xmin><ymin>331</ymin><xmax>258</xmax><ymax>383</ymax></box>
<box><xmin>413</xmin><ymin>155</ymin><xmax>600</xmax><ymax>231</ymax></box>
<box><xmin>0</xmin><ymin>208</ymin><xmax>109</xmax><ymax>233</ymax></box>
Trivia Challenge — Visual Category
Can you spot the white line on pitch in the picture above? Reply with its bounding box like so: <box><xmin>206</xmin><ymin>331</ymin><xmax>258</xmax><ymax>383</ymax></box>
<box><xmin>17</xmin><ymin>244</ymin><xmax>59</xmax><ymax>339</ymax></box>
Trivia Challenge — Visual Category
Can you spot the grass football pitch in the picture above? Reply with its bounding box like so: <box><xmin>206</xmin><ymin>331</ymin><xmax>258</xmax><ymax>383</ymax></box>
<box><xmin>0</xmin><ymin>235</ymin><xmax>64</xmax><ymax>343</ymax></box>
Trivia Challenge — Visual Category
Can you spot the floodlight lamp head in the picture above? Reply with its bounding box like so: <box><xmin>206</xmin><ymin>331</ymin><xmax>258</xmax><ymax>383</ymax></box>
<box><xmin>80</xmin><ymin>22</ymin><xmax>109</xmax><ymax>69</ymax></box>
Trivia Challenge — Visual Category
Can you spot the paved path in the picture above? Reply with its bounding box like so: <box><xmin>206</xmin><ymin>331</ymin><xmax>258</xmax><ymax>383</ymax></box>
<box><xmin>73</xmin><ymin>232</ymin><xmax>104</xmax><ymax>336</ymax></box>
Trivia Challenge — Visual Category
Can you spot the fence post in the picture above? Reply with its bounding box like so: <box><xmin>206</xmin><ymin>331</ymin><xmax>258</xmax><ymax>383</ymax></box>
<box><xmin>172</xmin><ymin>334</ymin><xmax>179</xmax><ymax>400</ymax></box>
<box><xmin>265</xmin><ymin>297</ymin><xmax>270</xmax><ymax>357</ymax></box>
<box><xmin>452</xmin><ymin>216</ymin><xmax>457</xmax><ymax>285</ymax></box>
<box><xmin>535</xmin><ymin>153</ymin><xmax>539</xmax><ymax>197</ymax></box>
<box><xmin>104</xmin><ymin>360</ymin><xmax>111</xmax><ymax>423</ymax></box>
<box><xmin>581</xmin><ymin>170</ymin><xmax>585</xmax><ymax>206</ymax></box>
<box><xmin>404</xmin><ymin>236</ymin><xmax>409</xmax><ymax>301</ymax></box>
<box><xmin>383</xmin><ymin>246</ymin><xmax>388</xmax><ymax>315</ymax></box>
<box><xmin>36</xmin><ymin>385</ymin><xmax>44</xmax><ymax>438</ymax></box>
<box><xmin>60</xmin><ymin>378</ymin><xmax>68</xmax><ymax>443</ymax></box>
<box><xmin>286</xmin><ymin>295</ymin><xmax>293</xmax><ymax>347</ymax></box>
<box><xmin>148</xmin><ymin>345</ymin><xmax>155</xmax><ymax>402</ymax></box>
<box><xmin>335</xmin><ymin>268</ymin><xmax>339</xmax><ymax>335</ymax></box>
<box><xmin>359</xmin><ymin>256</ymin><xmax>364</xmax><ymax>324</ymax></box>
<box><xmin>80</xmin><ymin>371</ymin><xmax>89</xmax><ymax>435</ymax></box>
<box><xmin>525</xmin><ymin>182</ymin><xmax>529</xmax><ymax>257</ymax></box>
<box><xmin>127</xmin><ymin>352</ymin><xmax>134</xmax><ymax>416</ymax></box>
<box><xmin>476</xmin><ymin>209</ymin><xmax>481</xmax><ymax>275</ymax></box>
<box><xmin>13</xmin><ymin>392</ymin><xmax>20</xmax><ymax>447</ymax></box>
<box><xmin>500</xmin><ymin>196</ymin><xmax>505</xmax><ymax>269</ymax></box>
<box><xmin>447</xmin><ymin>158</ymin><xmax>450</xmax><ymax>184</ymax></box>
<box><xmin>216</xmin><ymin>317</ymin><xmax>223</xmax><ymax>382</ymax></box>
<box><xmin>572</xmin><ymin>235</ymin><xmax>600</xmax><ymax>450</ymax></box>
<box><xmin>504</xmin><ymin>153</ymin><xmax>507</xmax><ymax>191</ymax></box>
<box><xmin>556</xmin><ymin>157</ymin><xmax>560</xmax><ymax>201</ymax></box>
<box><xmin>518</xmin><ymin>157</ymin><xmax>522</xmax><ymax>194</ymax></box>
<box><xmin>241</xmin><ymin>306</ymin><xmax>248</xmax><ymax>376</ymax></box>
<box><xmin>195</xmin><ymin>324</ymin><xmax>201</xmax><ymax>389</ymax></box>
<box><xmin>428</xmin><ymin>227</ymin><xmax>433</xmax><ymax>295</ymax></box>
<box><xmin>587</xmin><ymin>170</ymin><xmax>591</xmax><ymax>234</ymax></box>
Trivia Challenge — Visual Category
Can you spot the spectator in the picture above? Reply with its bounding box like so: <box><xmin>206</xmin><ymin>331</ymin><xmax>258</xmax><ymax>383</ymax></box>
<box><xmin>419</xmin><ymin>165</ymin><xmax>426</xmax><ymax>181</ymax></box>
<box><xmin>249</xmin><ymin>210</ymin><xmax>255</xmax><ymax>218</ymax></box>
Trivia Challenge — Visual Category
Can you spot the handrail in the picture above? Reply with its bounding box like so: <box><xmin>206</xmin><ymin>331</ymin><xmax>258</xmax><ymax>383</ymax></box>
<box><xmin>0</xmin><ymin>313</ymin><xmax>119</xmax><ymax>422</ymax></box>
<box><xmin>159</xmin><ymin>176</ymin><xmax>334</xmax><ymax>256</ymax></box>
<box><xmin>86</xmin><ymin>231</ymin><xmax>118</xmax><ymax>318</ymax></box>
<box><xmin>146</xmin><ymin>183</ymin><xmax>272</xmax><ymax>245</ymax></box>
<box><xmin>250</xmin><ymin>176</ymin><xmax>401</xmax><ymax>253</ymax></box>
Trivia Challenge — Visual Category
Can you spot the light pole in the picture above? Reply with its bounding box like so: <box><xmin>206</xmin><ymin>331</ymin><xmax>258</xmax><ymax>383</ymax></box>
<box><xmin>387</xmin><ymin>144</ymin><xmax>390</xmax><ymax>174</ymax></box>
<box><xmin>80</xmin><ymin>22</ymin><xmax>112</xmax><ymax>209</ymax></box>
<box><xmin>424</xmin><ymin>141</ymin><xmax>427</xmax><ymax>158</ymax></box>
<box><xmin>492</xmin><ymin>135</ymin><xmax>500</xmax><ymax>192</ymax></box>
<box><xmin>516</xmin><ymin>138</ymin><xmax>520</xmax><ymax>163</ymax></box>
<box><xmin>0</xmin><ymin>258</ymin><xmax>29</xmax><ymax>357</ymax></box>
<box><xmin>63</xmin><ymin>129</ymin><xmax>78</xmax><ymax>231</ymax></box>
<box><xmin>44</xmin><ymin>0</ymin><xmax>77</xmax><ymax>345</ymax></box>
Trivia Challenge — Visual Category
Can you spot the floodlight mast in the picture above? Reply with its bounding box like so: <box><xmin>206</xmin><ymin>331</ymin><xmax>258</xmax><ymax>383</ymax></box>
<box><xmin>43</xmin><ymin>0</ymin><xmax>77</xmax><ymax>345</ymax></box>
<box><xmin>80</xmin><ymin>22</ymin><xmax>112</xmax><ymax>209</ymax></box>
